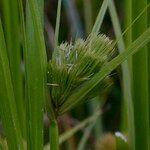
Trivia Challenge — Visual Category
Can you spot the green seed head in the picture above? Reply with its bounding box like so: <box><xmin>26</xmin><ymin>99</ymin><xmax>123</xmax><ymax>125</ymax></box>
<box><xmin>47</xmin><ymin>34</ymin><xmax>114</xmax><ymax>117</ymax></box>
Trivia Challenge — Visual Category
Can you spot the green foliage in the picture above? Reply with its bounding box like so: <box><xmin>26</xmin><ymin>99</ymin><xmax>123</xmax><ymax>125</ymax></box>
<box><xmin>0</xmin><ymin>19</ymin><xmax>24</xmax><ymax>150</ymax></box>
<box><xmin>25</xmin><ymin>0</ymin><xmax>47</xmax><ymax>149</ymax></box>
<box><xmin>131</xmin><ymin>0</ymin><xmax>149</xmax><ymax>149</ymax></box>
<box><xmin>1</xmin><ymin>0</ymin><xmax>25</xmax><ymax>137</ymax></box>
<box><xmin>0</xmin><ymin>0</ymin><xmax>150</xmax><ymax>150</ymax></box>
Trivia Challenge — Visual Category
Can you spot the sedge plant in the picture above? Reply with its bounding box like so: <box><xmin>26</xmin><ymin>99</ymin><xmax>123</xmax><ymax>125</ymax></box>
<box><xmin>47</xmin><ymin>33</ymin><xmax>115</xmax><ymax>150</ymax></box>
<box><xmin>0</xmin><ymin>0</ymin><xmax>150</xmax><ymax>150</ymax></box>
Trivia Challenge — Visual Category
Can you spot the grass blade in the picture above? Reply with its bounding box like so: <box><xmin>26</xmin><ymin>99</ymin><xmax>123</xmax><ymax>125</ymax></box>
<box><xmin>0</xmin><ymin>19</ymin><xmax>24</xmax><ymax>150</ymax></box>
<box><xmin>108</xmin><ymin>1</ymin><xmax>135</xmax><ymax>149</ymax></box>
<box><xmin>124</xmin><ymin>0</ymin><xmax>132</xmax><ymax>47</ymax></box>
<box><xmin>147</xmin><ymin>0</ymin><xmax>150</xmax><ymax>131</ymax></box>
<box><xmin>26</xmin><ymin>0</ymin><xmax>47</xmax><ymax>149</ymax></box>
<box><xmin>1</xmin><ymin>0</ymin><xmax>25</xmax><ymax>136</ymax></box>
<box><xmin>91</xmin><ymin>0</ymin><xmax>110</xmax><ymax>34</ymax></box>
<box><xmin>59</xmin><ymin>25</ymin><xmax>150</xmax><ymax>114</ymax></box>
<box><xmin>131</xmin><ymin>1</ymin><xmax>149</xmax><ymax>149</ymax></box>
<box><xmin>77</xmin><ymin>120</ymin><xmax>97</xmax><ymax>150</ymax></box>
<box><xmin>53</xmin><ymin>0</ymin><xmax>62</xmax><ymax>58</ymax></box>
<box><xmin>83</xmin><ymin>0</ymin><xmax>93</xmax><ymax>35</ymax></box>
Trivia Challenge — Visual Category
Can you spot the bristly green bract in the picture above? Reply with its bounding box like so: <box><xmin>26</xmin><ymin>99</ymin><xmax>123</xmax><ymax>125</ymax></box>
<box><xmin>47</xmin><ymin>34</ymin><xmax>114</xmax><ymax>116</ymax></box>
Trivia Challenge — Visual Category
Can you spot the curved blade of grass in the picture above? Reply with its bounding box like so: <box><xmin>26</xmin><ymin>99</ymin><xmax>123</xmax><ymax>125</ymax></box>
<box><xmin>77</xmin><ymin>120</ymin><xmax>97</xmax><ymax>150</ymax></box>
<box><xmin>26</xmin><ymin>0</ymin><xmax>47</xmax><ymax>149</ymax></box>
<box><xmin>59</xmin><ymin>25</ymin><xmax>150</xmax><ymax>114</ymax></box>
<box><xmin>1</xmin><ymin>0</ymin><xmax>25</xmax><ymax>136</ymax></box>
<box><xmin>0</xmin><ymin>19</ymin><xmax>24</xmax><ymax>150</ymax></box>
<box><xmin>91</xmin><ymin>0</ymin><xmax>110</xmax><ymax>34</ymax></box>
<box><xmin>53</xmin><ymin>0</ymin><xmax>62</xmax><ymax>58</ymax></box>
<box><xmin>108</xmin><ymin>1</ymin><xmax>135</xmax><ymax>150</ymax></box>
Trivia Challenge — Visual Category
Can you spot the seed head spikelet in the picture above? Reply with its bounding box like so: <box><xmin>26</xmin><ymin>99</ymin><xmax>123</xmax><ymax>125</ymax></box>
<box><xmin>47</xmin><ymin>34</ymin><xmax>114</xmax><ymax>116</ymax></box>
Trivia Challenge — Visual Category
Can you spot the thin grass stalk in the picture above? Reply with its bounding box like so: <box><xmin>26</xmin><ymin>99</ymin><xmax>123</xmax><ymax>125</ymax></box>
<box><xmin>49</xmin><ymin>120</ymin><xmax>59</xmax><ymax>150</ymax></box>
<box><xmin>1</xmin><ymin>0</ymin><xmax>25</xmax><ymax>136</ymax></box>
<box><xmin>53</xmin><ymin>0</ymin><xmax>62</xmax><ymax>58</ymax></box>
<box><xmin>123</xmin><ymin>0</ymin><xmax>132</xmax><ymax>75</ymax></box>
<box><xmin>148</xmin><ymin>0</ymin><xmax>150</xmax><ymax>126</ymax></box>
<box><xmin>124</xmin><ymin>0</ymin><xmax>132</xmax><ymax>50</ymax></box>
<box><xmin>131</xmin><ymin>0</ymin><xmax>149</xmax><ymax>149</ymax></box>
<box><xmin>0</xmin><ymin>19</ymin><xmax>24</xmax><ymax>150</ymax></box>
<box><xmin>26</xmin><ymin>0</ymin><xmax>47</xmax><ymax>149</ymax></box>
<box><xmin>108</xmin><ymin>1</ymin><xmax>135</xmax><ymax>149</ymax></box>
<box><xmin>77</xmin><ymin>119</ymin><xmax>97</xmax><ymax>150</ymax></box>
<box><xmin>91</xmin><ymin>0</ymin><xmax>110</xmax><ymax>34</ymax></box>
<box><xmin>83</xmin><ymin>0</ymin><xmax>93</xmax><ymax>35</ymax></box>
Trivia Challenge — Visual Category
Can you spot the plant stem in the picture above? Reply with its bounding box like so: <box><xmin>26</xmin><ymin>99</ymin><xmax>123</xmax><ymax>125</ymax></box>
<box><xmin>83</xmin><ymin>0</ymin><xmax>93</xmax><ymax>35</ymax></box>
<box><xmin>49</xmin><ymin>119</ymin><xmax>59</xmax><ymax>150</ymax></box>
<box><xmin>91</xmin><ymin>0</ymin><xmax>109</xmax><ymax>34</ymax></box>
<box><xmin>108</xmin><ymin>1</ymin><xmax>135</xmax><ymax>149</ymax></box>
<box><xmin>148</xmin><ymin>0</ymin><xmax>150</xmax><ymax>129</ymax></box>
<box><xmin>131</xmin><ymin>0</ymin><xmax>149</xmax><ymax>150</ymax></box>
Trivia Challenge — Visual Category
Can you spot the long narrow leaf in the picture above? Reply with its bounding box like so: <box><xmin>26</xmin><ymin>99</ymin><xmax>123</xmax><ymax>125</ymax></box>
<box><xmin>25</xmin><ymin>0</ymin><xmax>47</xmax><ymax>149</ymax></box>
<box><xmin>108</xmin><ymin>1</ymin><xmax>135</xmax><ymax>150</ymax></box>
<box><xmin>83</xmin><ymin>0</ymin><xmax>93</xmax><ymax>34</ymax></box>
<box><xmin>0</xmin><ymin>19</ymin><xmax>24</xmax><ymax>150</ymax></box>
<box><xmin>131</xmin><ymin>1</ymin><xmax>149</xmax><ymax>149</ymax></box>
<box><xmin>148</xmin><ymin>0</ymin><xmax>150</xmax><ymax>129</ymax></box>
<box><xmin>53</xmin><ymin>0</ymin><xmax>62</xmax><ymax>58</ymax></box>
<box><xmin>1</xmin><ymin>0</ymin><xmax>25</xmax><ymax>136</ymax></box>
<box><xmin>91</xmin><ymin>0</ymin><xmax>110</xmax><ymax>34</ymax></box>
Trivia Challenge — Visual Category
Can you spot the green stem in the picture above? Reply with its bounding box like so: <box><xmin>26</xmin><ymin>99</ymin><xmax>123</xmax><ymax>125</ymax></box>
<box><xmin>131</xmin><ymin>0</ymin><xmax>149</xmax><ymax>150</ymax></box>
<box><xmin>49</xmin><ymin>119</ymin><xmax>59</xmax><ymax>150</ymax></box>
<box><xmin>83</xmin><ymin>0</ymin><xmax>93</xmax><ymax>35</ymax></box>
<box><xmin>148</xmin><ymin>0</ymin><xmax>150</xmax><ymax>131</ymax></box>
<box><xmin>108</xmin><ymin>1</ymin><xmax>135</xmax><ymax>149</ymax></box>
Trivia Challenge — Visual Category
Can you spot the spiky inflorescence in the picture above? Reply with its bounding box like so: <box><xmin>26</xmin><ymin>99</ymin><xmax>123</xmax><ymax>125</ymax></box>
<box><xmin>47</xmin><ymin>34</ymin><xmax>115</xmax><ymax>115</ymax></box>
